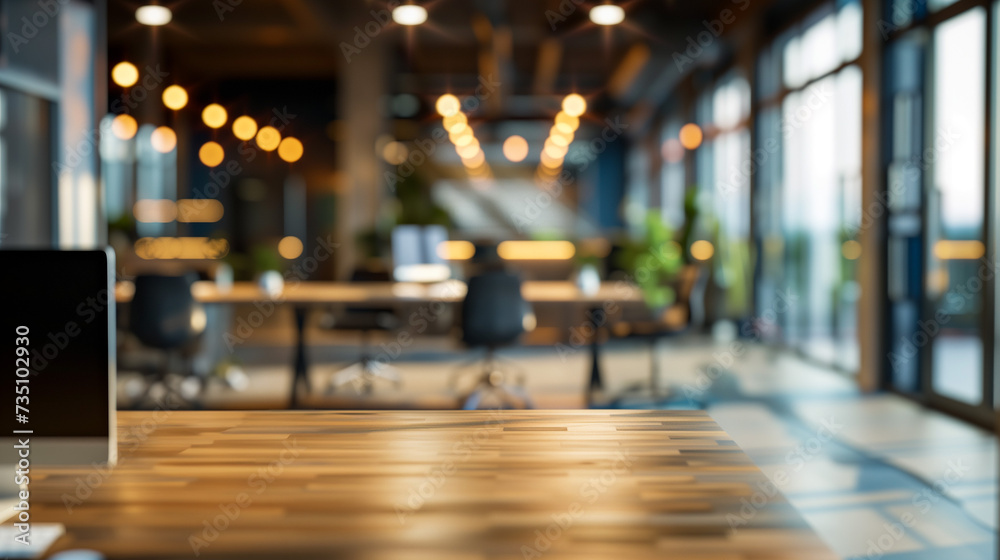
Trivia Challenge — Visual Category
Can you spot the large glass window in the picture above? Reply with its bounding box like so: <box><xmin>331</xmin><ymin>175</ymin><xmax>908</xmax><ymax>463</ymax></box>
<box><xmin>756</xmin><ymin>0</ymin><xmax>862</xmax><ymax>371</ymax></box>
<box><xmin>928</xmin><ymin>7</ymin><xmax>986</xmax><ymax>405</ymax></box>
<box><xmin>709</xmin><ymin>76</ymin><xmax>752</xmax><ymax>318</ymax></box>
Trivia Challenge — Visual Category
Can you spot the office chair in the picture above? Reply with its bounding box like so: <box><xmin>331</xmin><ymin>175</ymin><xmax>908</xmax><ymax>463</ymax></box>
<box><xmin>452</xmin><ymin>270</ymin><xmax>533</xmax><ymax>410</ymax></box>
<box><xmin>127</xmin><ymin>274</ymin><xmax>207</xmax><ymax>408</ymax></box>
<box><xmin>323</xmin><ymin>269</ymin><xmax>402</xmax><ymax>394</ymax></box>
<box><xmin>607</xmin><ymin>264</ymin><xmax>708</xmax><ymax>407</ymax></box>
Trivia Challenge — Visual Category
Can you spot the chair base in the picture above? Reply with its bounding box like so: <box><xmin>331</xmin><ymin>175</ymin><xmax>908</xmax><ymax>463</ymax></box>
<box><xmin>127</xmin><ymin>373</ymin><xmax>204</xmax><ymax>410</ymax></box>
<box><xmin>452</xmin><ymin>351</ymin><xmax>533</xmax><ymax>410</ymax></box>
<box><xmin>328</xmin><ymin>359</ymin><xmax>403</xmax><ymax>395</ymax></box>
<box><xmin>462</xmin><ymin>376</ymin><xmax>534</xmax><ymax>410</ymax></box>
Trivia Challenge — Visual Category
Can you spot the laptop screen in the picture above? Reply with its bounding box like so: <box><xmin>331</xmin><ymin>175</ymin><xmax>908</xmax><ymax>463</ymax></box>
<box><xmin>0</xmin><ymin>250</ymin><xmax>113</xmax><ymax>439</ymax></box>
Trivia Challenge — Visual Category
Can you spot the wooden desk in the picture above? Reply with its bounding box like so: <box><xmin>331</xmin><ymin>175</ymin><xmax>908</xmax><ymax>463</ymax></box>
<box><xmin>116</xmin><ymin>282</ymin><xmax>645</xmax><ymax>407</ymax></box>
<box><xmin>115</xmin><ymin>280</ymin><xmax>645</xmax><ymax>305</ymax></box>
<box><xmin>34</xmin><ymin>410</ymin><xmax>835</xmax><ymax>559</ymax></box>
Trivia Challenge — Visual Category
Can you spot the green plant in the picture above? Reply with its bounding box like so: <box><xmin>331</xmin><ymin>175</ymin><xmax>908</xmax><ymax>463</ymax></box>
<box><xmin>616</xmin><ymin>210</ymin><xmax>683</xmax><ymax>308</ymax></box>
<box><xmin>394</xmin><ymin>171</ymin><xmax>451</xmax><ymax>227</ymax></box>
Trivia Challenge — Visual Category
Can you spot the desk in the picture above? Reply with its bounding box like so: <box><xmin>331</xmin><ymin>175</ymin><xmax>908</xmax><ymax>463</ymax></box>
<box><xmin>116</xmin><ymin>280</ymin><xmax>643</xmax><ymax>305</ymax></box>
<box><xmin>35</xmin><ymin>410</ymin><xmax>835</xmax><ymax>559</ymax></box>
<box><xmin>117</xmin><ymin>281</ymin><xmax>645</xmax><ymax>406</ymax></box>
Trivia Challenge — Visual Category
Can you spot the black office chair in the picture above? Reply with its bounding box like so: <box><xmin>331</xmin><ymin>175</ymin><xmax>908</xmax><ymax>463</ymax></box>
<box><xmin>323</xmin><ymin>269</ymin><xmax>401</xmax><ymax>394</ymax></box>
<box><xmin>128</xmin><ymin>274</ymin><xmax>207</xmax><ymax>408</ymax></box>
<box><xmin>453</xmin><ymin>270</ymin><xmax>533</xmax><ymax>409</ymax></box>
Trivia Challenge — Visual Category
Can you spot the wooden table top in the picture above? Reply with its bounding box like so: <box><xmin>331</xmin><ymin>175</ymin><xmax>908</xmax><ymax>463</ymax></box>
<box><xmin>115</xmin><ymin>280</ymin><xmax>645</xmax><ymax>305</ymax></box>
<box><xmin>32</xmin><ymin>410</ymin><xmax>834</xmax><ymax>559</ymax></box>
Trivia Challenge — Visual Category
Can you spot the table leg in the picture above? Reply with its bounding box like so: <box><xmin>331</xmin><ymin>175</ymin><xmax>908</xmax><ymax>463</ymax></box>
<box><xmin>589</xmin><ymin>335</ymin><xmax>603</xmax><ymax>390</ymax></box>
<box><xmin>587</xmin><ymin>306</ymin><xmax>604</xmax><ymax>405</ymax></box>
<box><xmin>291</xmin><ymin>306</ymin><xmax>310</xmax><ymax>408</ymax></box>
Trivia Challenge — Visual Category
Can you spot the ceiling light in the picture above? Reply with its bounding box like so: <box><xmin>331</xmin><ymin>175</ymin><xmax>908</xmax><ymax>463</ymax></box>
<box><xmin>392</xmin><ymin>5</ymin><xmax>428</xmax><ymax>26</ymax></box>
<box><xmin>135</xmin><ymin>5</ymin><xmax>172</xmax><ymax>26</ymax></box>
<box><xmin>550</xmin><ymin>125</ymin><xmax>574</xmax><ymax>144</ymax></box>
<box><xmin>111</xmin><ymin>114</ymin><xmax>138</xmax><ymax>140</ymax></box>
<box><xmin>436</xmin><ymin>94</ymin><xmax>461</xmax><ymax>117</ymax></box>
<box><xmin>278</xmin><ymin>137</ymin><xmax>304</xmax><ymax>163</ymax></box>
<box><xmin>449</xmin><ymin>126</ymin><xmax>473</xmax><ymax>143</ymax></box>
<box><xmin>540</xmin><ymin>150</ymin><xmax>563</xmax><ymax>168</ymax></box>
<box><xmin>454</xmin><ymin>133</ymin><xmax>476</xmax><ymax>148</ymax></box>
<box><xmin>548</xmin><ymin>133</ymin><xmax>570</xmax><ymax>148</ymax></box>
<box><xmin>201</xmin><ymin>104</ymin><xmax>228</xmax><ymax>129</ymax></box>
<box><xmin>456</xmin><ymin>141</ymin><xmax>480</xmax><ymax>159</ymax></box>
<box><xmin>198</xmin><ymin>141</ymin><xmax>225</xmax><ymax>167</ymax></box>
<box><xmin>543</xmin><ymin>139</ymin><xmax>568</xmax><ymax>159</ymax></box>
<box><xmin>678</xmin><ymin>123</ymin><xmax>703</xmax><ymax>150</ymax></box>
<box><xmin>255</xmin><ymin>126</ymin><xmax>281</xmax><ymax>151</ymax></box>
<box><xmin>562</xmin><ymin>93</ymin><xmax>587</xmax><ymax>117</ymax></box>
<box><xmin>278</xmin><ymin>236</ymin><xmax>304</xmax><ymax>259</ymax></box>
<box><xmin>462</xmin><ymin>150</ymin><xmax>485</xmax><ymax>168</ymax></box>
<box><xmin>690</xmin><ymin>240</ymin><xmax>714</xmax><ymax>261</ymax></box>
<box><xmin>162</xmin><ymin>85</ymin><xmax>188</xmax><ymax>110</ymax></box>
<box><xmin>555</xmin><ymin>111</ymin><xmax>580</xmax><ymax>131</ymax></box>
<box><xmin>589</xmin><ymin>5</ymin><xmax>625</xmax><ymax>26</ymax></box>
<box><xmin>150</xmin><ymin>126</ymin><xmax>176</xmax><ymax>153</ymax></box>
<box><xmin>232</xmin><ymin>116</ymin><xmax>258</xmax><ymax>141</ymax></box>
<box><xmin>502</xmin><ymin>135</ymin><xmax>529</xmax><ymax>162</ymax></box>
<box><xmin>111</xmin><ymin>62</ymin><xmax>139</xmax><ymax>87</ymax></box>
<box><xmin>443</xmin><ymin>112</ymin><xmax>467</xmax><ymax>133</ymax></box>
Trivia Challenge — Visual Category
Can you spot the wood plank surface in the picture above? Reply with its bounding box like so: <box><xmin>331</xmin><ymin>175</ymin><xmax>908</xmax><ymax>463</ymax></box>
<box><xmin>31</xmin><ymin>410</ymin><xmax>835</xmax><ymax>559</ymax></box>
<box><xmin>114</xmin><ymin>281</ymin><xmax>645</xmax><ymax>305</ymax></box>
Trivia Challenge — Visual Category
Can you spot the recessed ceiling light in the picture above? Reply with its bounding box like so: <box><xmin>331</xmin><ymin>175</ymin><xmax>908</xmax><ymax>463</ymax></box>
<box><xmin>136</xmin><ymin>5</ymin><xmax>172</xmax><ymax>26</ymax></box>
<box><xmin>392</xmin><ymin>5</ymin><xmax>427</xmax><ymax>26</ymax></box>
<box><xmin>589</xmin><ymin>5</ymin><xmax>625</xmax><ymax>26</ymax></box>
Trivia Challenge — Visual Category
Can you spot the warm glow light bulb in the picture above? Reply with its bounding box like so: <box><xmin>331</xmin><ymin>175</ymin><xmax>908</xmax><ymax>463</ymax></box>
<box><xmin>150</xmin><ymin>126</ymin><xmax>177</xmax><ymax>153</ymax></box>
<box><xmin>232</xmin><ymin>116</ymin><xmax>258</xmax><ymax>141</ymax></box>
<box><xmin>562</xmin><ymin>93</ymin><xmax>587</xmax><ymax>117</ymax></box>
<box><xmin>202</xmin><ymin>104</ymin><xmax>228</xmax><ymax>129</ymax></box>
<box><xmin>199</xmin><ymin>141</ymin><xmax>225</xmax><ymax>167</ymax></box>
<box><xmin>256</xmin><ymin>126</ymin><xmax>281</xmax><ymax>151</ymax></box>
<box><xmin>278</xmin><ymin>137</ymin><xmax>304</xmax><ymax>163</ymax></box>
<box><xmin>555</xmin><ymin>112</ymin><xmax>580</xmax><ymax>131</ymax></box>
<box><xmin>589</xmin><ymin>5</ymin><xmax>625</xmax><ymax>25</ymax></box>
<box><xmin>111</xmin><ymin>62</ymin><xmax>139</xmax><ymax>87</ymax></box>
<box><xmin>111</xmin><ymin>114</ymin><xmax>138</xmax><ymax>140</ymax></box>
<box><xmin>436</xmin><ymin>94</ymin><xmax>461</xmax><ymax>117</ymax></box>
<box><xmin>162</xmin><ymin>85</ymin><xmax>188</xmax><ymax>110</ymax></box>
<box><xmin>502</xmin><ymin>135</ymin><xmax>529</xmax><ymax>162</ymax></box>
<box><xmin>136</xmin><ymin>5</ymin><xmax>172</xmax><ymax>26</ymax></box>
<box><xmin>278</xmin><ymin>236</ymin><xmax>304</xmax><ymax>259</ymax></box>
<box><xmin>679</xmin><ymin>123</ymin><xmax>703</xmax><ymax>150</ymax></box>
<box><xmin>443</xmin><ymin>112</ymin><xmax>467</xmax><ymax>133</ymax></box>
<box><xmin>392</xmin><ymin>5</ymin><xmax>427</xmax><ymax>26</ymax></box>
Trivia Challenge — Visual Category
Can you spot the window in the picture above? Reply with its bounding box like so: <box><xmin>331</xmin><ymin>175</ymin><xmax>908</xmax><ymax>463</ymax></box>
<box><xmin>756</xmin><ymin>0</ymin><xmax>863</xmax><ymax>371</ymax></box>
<box><xmin>928</xmin><ymin>7</ymin><xmax>986</xmax><ymax>405</ymax></box>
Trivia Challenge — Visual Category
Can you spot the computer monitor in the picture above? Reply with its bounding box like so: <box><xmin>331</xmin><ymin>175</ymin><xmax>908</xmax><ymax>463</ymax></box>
<box><xmin>391</xmin><ymin>225</ymin><xmax>451</xmax><ymax>282</ymax></box>
<box><xmin>0</xmin><ymin>249</ymin><xmax>117</xmax><ymax>466</ymax></box>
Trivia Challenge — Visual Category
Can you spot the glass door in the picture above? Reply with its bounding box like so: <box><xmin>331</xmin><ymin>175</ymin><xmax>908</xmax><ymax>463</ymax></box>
<box><xmin>926</xmin><ymin>7</ymin><xmax>988</xmax><ymax>409</ymax></box>
<box><xmin>884</xmin><ymin>2</ymin><xmax>996</xmax><ymax>427</ymax></box>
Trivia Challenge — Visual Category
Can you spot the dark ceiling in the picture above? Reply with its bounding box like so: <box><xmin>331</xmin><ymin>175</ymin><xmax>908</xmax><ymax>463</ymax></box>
<box><xmin>107</xmin><ymin>0</ymin><xmax>770</xmax><ymax>119</ymax></box>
